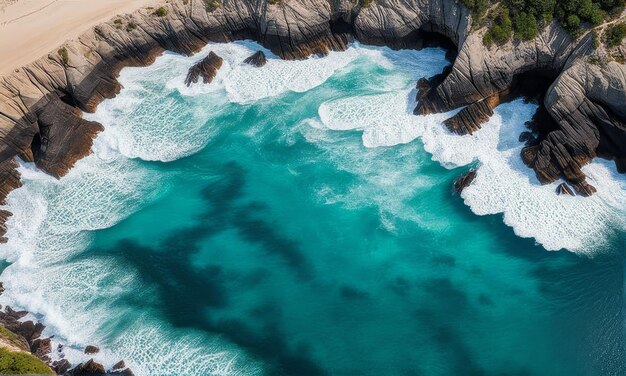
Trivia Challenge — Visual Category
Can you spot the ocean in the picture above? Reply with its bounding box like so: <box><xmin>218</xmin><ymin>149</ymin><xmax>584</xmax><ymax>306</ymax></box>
<box><xmin>1</xmin><ymin>41</ymin><xmax>625</xmax><ymax>375</ymax></box>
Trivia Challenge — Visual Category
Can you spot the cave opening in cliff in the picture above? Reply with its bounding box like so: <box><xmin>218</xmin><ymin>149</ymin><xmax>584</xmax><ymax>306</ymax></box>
<box><xmin>509</xmin><ymin>68</ymin><xmax>561</xmax><ymax>138</ymax></box>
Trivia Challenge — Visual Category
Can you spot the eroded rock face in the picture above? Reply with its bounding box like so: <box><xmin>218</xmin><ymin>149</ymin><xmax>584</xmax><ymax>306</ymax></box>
<box><xmin>32</xmin><ymin>96</ymin><xmax>104</xmax><ymax>178</ymax></box>
<box><xmin>185</xmin><ymin>51</ymin><xmax>223</xmax><ymax>86</ymax></box>
<box><xmin>243</xmin><ymin>51</ymin><xmax>267</xmax><ymax>67</ymax></box>
<box><xmin>444</xmin><ymin>94</ymin><xmax>500</xmax><ymax>135</ymax></box>
<box><xmin>0</xmin><ymin>0</ymin><xmax>623</xmax><ymax>243</ymax></box>
<box><xmin>31</xmin><ymin>337</ymin><xmax>52</xmax><ymax>361</ymax></box>
<box><xmin>529</xmin><ymin>60</ymin><xmax>626</xmax><ymax>189</ymax></box>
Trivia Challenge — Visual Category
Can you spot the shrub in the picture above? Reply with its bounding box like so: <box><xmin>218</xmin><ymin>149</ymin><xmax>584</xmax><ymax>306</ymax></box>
<box><xmin>483</xmin><ymin>31</ymin><xmax>494</xmax><ymax>46</ymax></box>
<box><xmin>58</xmin><ymin>47</ymin><xmax>69</xmax><ymax>65</ymax></box>
<box><xmin>205</xmin><ymin>0</ymin><xmax>220</xmax><ymax>11</ymax></box>
<box><xmin>514</xmin><ymin>12</ymin><xmax>538</xmax><ymax>40</ymax></box>
<box><xmin>114</xmin><ymin>18</ymin><xmax>123</xmax><ymax>24</ymax></box>
<box><xmin>484</xmin><ymin>7</ymin><xmax>513</xmax><ymax>45</ymax></box>
<box><xmin>0</xmin><ymin>348</ymin><xmax>53</xmax><ymax>375</ymax></box>
<box><xmin>359</xmin><ymin>0</ymin><xmax>372</xmax><ymax>6</ymax></box>
<box><xmin>127</xmin><ymin>22</ymin><xmax>137</xmax><ymax>31</ymax></box>
<box><xmin>472</xmin><ymin>0</ymin><xmax>625</xmax><ymax>39</ymax></box>
<box><xmin>592</xmin><ymin>30</ymin><xmax>600</xmax><ymax>48</ymax></box>
<box><xmin>605</xmin><ymin>22</ymin><xmax>626</xmax><ymax>47</ymax></box>
<box><xmin>154</xmin><ymin>6</ymin><xmax>168</xmax><ymax>16</ymax></box>
<box><xmin>565</xmin><ymin>14</ymin><xmax>581</xmax><ymax>32</ymax></box>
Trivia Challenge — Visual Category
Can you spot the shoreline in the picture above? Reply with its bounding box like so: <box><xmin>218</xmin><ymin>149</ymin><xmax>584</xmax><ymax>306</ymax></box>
<box><xmin>0</xmin><ymin>0</ymin><xmax>624</xmax><ymax>373</ymax></box>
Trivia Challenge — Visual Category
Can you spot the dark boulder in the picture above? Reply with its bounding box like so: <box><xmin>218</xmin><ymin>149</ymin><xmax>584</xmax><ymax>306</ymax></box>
<box><xmin>243</xmin><ymin>51</ymin><xmax>267</xmax><ymax>67</ymax></box>
<box><xmin>454</xmin><ymin>169</ymin><xmax>477</xmax><ymax>193</ymax></box>
<box><xmin>444</xmin><ymin>95</ymin><xmax>500</xmax><ymax>135</ymax></box>
<box><xmin>556</xmin><ymin>183</ymin><xmax>575</xmax><ymax>196</ymax></box>
<box><xmin>574</xmin><ymin>181</ymin><xmax>597</xmax><ymax>197</ymax></box>
<box><xmin>112</xmin><ymin>360</ymin><xmax>126</xmax><ymax>370</ymax></box>
<box><xmin>84</xmin><ymin>345</ymin><xmax>100</xmax><ymax>354</ymax></box>
<box><xmin>31</xmin><ymin>337</ymin><xmax>52</xmax><ymax>360</ymax></box>
<box><xmin>518</xmin><ymin>131</ymin><xmax>534</xmax><ymax>143</ymax></box>
<box><xmin>184</xmin><ymin>51</ymin><xmax>223</xmax><ymax>86</ymax></box>
<box><xmin>52</xmin><ymin>359</ymin><xmax>71</xmax><ymax>375</ymax></box>
<box><xmin>69</xmin><ymin>359</ymin><xmax>106</xmax><ymax>376</ymax></box>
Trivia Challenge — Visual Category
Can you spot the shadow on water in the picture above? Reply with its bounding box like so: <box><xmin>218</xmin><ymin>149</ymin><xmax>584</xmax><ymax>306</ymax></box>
<box><xmin>73</xmin><ymin>161</ymin><xmax>324</xmax><ymax>375</ymax></box>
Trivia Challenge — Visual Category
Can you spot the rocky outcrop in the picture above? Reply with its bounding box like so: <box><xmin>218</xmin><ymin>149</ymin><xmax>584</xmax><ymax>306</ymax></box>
<box><xmin>556</xmin><ymin>182</ymin><xmax>575</xmax><ymax>196</ymax></box>
<box><xmin>52</xmin><ymin>359</ymin><xmax>72</xmax><ymax>375</ymax></box>
<box><xmin>523</xmin><ymin>59</ymin><xmax>626</xmax><ymax>188</ymax></box>
<box><xmin>454</xmin><ymin>169</ymin><xmax>477</xmax><ymax>193</ymax></box>
<box><xmin>416</xmin><ymin>17</ymin><xmax>626</xmax><ymax>193</ymax></box>
<box><xmin>84</xmin><ymin>345</ymin><xmax>100</xmax><ymax>354</ymax></box>
<box><xmin>243</xmin><ymin>51</ymin><xmax>267</xmax><ymax>67</ymax></box>
<box><xmin>68</xmin><ymin>359</ymin><xmax>106</xmax><ymax>376</ymax></box>
<box><xmin>444</xmin><ymin>94</ymin><xmax>500</xmax><ymax>135</ymax></box>
<box><xmin>0</xmin><ymin>0</ymin><xmax>623</xmax><ymax>244</ymax></box>
<box><xmin>0</xmin><ymin>0</ymin><xmax>473</xmax><ymax>237</ymax></box>
<box><xmin>185</xmin><ymin>51</ymin><xmax>223</xmax><ymax>86</ymax></box>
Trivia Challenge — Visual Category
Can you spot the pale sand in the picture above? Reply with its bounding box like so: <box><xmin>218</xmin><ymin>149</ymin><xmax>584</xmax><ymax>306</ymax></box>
<box><xmin>0</xmin><ymin>0</ymin><xmax>158</xmax><ymax>75</ymax></box>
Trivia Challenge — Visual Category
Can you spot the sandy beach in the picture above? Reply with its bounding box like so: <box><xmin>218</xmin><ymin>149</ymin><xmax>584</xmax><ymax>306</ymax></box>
<box><xmin>0</xmin><ymin>0</ymin><xmax>156</xmax><ymax>75</ymax></box>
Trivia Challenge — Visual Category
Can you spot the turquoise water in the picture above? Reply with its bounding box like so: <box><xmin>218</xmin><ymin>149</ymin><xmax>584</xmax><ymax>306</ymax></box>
<box><xmin>1</xmin><ymin>41</ymin><xmax>625</xmax><ymax>375</ymax></box>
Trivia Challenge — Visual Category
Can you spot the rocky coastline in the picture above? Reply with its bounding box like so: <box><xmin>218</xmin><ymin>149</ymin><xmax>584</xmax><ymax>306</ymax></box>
<box><xmin>0</xmin><ymin>0</ymin><xmax>624</xmax><ymax>235</ymax></box>
<box><xmin>0</xmin><ymin>1</ymin><xmax>624</xmax><ymax>371</ymax></box>
<box><xmin>0</xmin><ymin>282</ymin><xmax>132</xmax><ymax>375</ymax></box>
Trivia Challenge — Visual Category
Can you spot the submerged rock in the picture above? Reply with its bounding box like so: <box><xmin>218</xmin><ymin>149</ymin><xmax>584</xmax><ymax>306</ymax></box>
<box><xmin>518</xmin><ymin>131</ymin><xmax>534</xmax><ymax>143</ymax></box>
<box><xmin>243</xmin><ymin>51</ymin><xmax>267</xmax><ymax>67</ymax></box>
<box><xmin>184</xmin><ymin>51</ymin><xmax>223</xmax><ymax>86</ymax></box>
<box><xmin>454</xmin><ymin>170</ymin><xmax>477</xmax><ymax>193</ymax></box>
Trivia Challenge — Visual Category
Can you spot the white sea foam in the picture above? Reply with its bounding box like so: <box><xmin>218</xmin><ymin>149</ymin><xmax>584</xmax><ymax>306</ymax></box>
<box><xmin>317</xmin><ymin>83</ymin><xmax>626</xmax><ymax>252</ymax></box>
<box><xmin>0</xmin><ymin>155</ymin><xmax>259</xmax><ymax>374</ymax></box>
<box><xmin>0</xmin><ymin>40</ymin><xmax>625</xmax><ymax>376</ymax></box>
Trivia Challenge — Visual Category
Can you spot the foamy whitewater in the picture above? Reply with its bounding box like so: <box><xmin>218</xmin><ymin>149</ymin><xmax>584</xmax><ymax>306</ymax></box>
<box><xmin>0</xmin><ymin>41</ymin><xmax>625</xmax><ymax>375</ymax></box>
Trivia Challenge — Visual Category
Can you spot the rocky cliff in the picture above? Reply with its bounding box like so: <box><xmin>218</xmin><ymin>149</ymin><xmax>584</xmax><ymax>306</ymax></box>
<box><xmin>0</xmin><ymin>0</ymin><xmax>624</xmax><ymax>239</ymax></box>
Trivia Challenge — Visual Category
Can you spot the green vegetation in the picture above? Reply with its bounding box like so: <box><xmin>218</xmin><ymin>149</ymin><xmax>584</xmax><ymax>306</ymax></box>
<box><xmin>114</xmin><ymin>18</ymin><xmax>123</xmax><ymax>25</ymax></box>
<box><xmin>267</xmin><ymin>0</ymin><xmax>281</xmax><ymax>4</ymax></box>
<box><xmin>0</xmin><ymin>326</ymin><xmax>26</xmax><ymax>350</ymax></box>
<box><xmin>483</xmin><ymin>6</ymin><xmax>513</xmax><ymax>46</ymax></box>
<box><xmin>127</xmin><ymin>22</ymin><xmax>137</xmax><ymax>32</ymax></box>
<box><xmin>58</xmin><ymin>47</ymin><xmax>69</xmax><ymax>65</ymax></box>
<box><xmin>605</xmin><ymin>22</ymin><xmax>626</xmax><ymax>47</ymax></box>
<box><xmin>0</xmin><ymin>348</ymin><xmax>53</xmax><ymax>375</ymax></box>
<box><xmin>205</xmin><ymin>0</ymin><xmax>221</xmax><ymax>11</ymax></box>
<box><xmin>360</xmin><ymin>0</ymin><xmax>372</xmax><ymax>7</ymax></box>
<box><xmin>154</xmin><ymin>6</ymin><xmax>168</xmax><ymax>16</ymax></box>
<box><xmin>462</xmin><ymin>0</ymin><xmax>626</xmax><ymax>46</ymax></box>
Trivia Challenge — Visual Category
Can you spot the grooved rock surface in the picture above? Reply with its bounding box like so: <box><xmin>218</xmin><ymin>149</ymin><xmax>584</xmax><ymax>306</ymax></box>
<box><xmin>0</xmin><ymin>0</ymin><xmax>624</xmax><ymax>242</ymax></box>
<box><xmin>185</xmin><ymin>51</ymin><xmax>223</xmax><ymax>86</ymax></box>
<box><xmin>244</xmin><ymin>51</ymin><xmax>268</xmax><ymax>67</ymax></box>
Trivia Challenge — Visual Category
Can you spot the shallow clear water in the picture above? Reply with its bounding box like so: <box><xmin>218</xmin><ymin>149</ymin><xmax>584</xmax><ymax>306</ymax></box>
<box><xmin>1</xmin><ymin>41</ymin><xmax>626</xmax><ymax>375</ymax></box>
